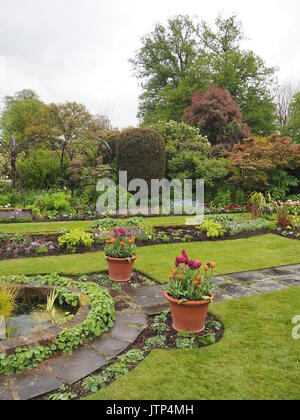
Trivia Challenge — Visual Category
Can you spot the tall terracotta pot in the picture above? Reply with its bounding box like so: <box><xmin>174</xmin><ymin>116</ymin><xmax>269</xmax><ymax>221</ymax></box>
<box><xmin>106</xmin><ymin>256</ymin><xmax>136</xmax><ymax>282</ymax></box>
<box><xmin>164</xmin><ymin>291</ymin><xmax>214</xmax><ymax>333</ymax></box>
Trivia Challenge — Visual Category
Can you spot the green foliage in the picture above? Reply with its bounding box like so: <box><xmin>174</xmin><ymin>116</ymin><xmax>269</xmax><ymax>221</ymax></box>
<box><xmin>103</xmin><ymin>362</ymin><xmax>129</xmax><ymax>380</ymax></box>
<box><xmin>82</xmin><ymin>375</ymin><xmax>106</xmax><ymax>393</ymax></box>
<box><xmin>0</xmin><ymin>274</ymin><xmax>116</xmax><ymax>375</ymax></box>
<box><xmin>0</xmin><ymin>283</ymin><xmax>19</xmax><ymax>324</ymax></box>
<box><xmin>116</xmin><ymin>128</ymin><xmax>166</xmax><ymax>184</ymax></box>
<box><xmin>131</xmin><ymin>14</ymin><xmax>277</xmax><ymax>135</ymax></box>
<box><xmin>49</xmin><ymin>385</ymin><xmax>77</xmax><ymax>400</ymax></box>
<box><xmin>17</xmin><ymin>149</ymin><xmax>61</xmax><ymax>189</ymax></box>
<box><xmin>49</xmin><ymin>392</ymin><xmax>77</xmax><ymax>401</ymax></box>
<box><xmin>151</xmin><ymin>312</ymin><xmax>169</xmax><ymax>334</ymax></box>
<box><xmin>144</xmin><ymin>336</ymin><xmax>166</xmax><ymax>352</ymax></box>
<box><xmin>58</xmin><ymin>229</ymin><xmax>93</xmax><ymax>252</ymax></box>
<box><xmin>118</xmin><ymin>349</ymin><xmax>145</xmax><ymax>365</ymax></box>
<box><xmin>176</xmin><ymin>332</ymin><xmax>198</xmax><ymax>349</ymax></box>
<box><xmin>286</xmin><ymin>92</ymin><xmax>300</xmax><ymax>143</ymax></box>
<box><xmin>148</xmin><ymin>120</ymin><xmax>210</xmax><ymax>178</ymax></box>
<box><xmin>91</xmin><ymin>216</ymin><xmax>143</xmax><ymax>231</ymax></box>
<box><xmin>200</xmin><ymin>220</ymin><xmax>227</xmax><ymax>238</ymax></box>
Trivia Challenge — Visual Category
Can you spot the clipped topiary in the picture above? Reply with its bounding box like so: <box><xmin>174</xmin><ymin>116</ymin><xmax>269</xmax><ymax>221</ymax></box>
<box><xmin>116</xmin><ymin>128</ymin><xmax>166</xmax><ymax>184</ymax></box>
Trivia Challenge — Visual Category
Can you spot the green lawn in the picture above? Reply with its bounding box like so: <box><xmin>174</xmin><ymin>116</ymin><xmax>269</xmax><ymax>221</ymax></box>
<box><xmin>0</xmin><ymin>213</ymin><xmax>249</xmax><ymax>234</ymax></box>
<box><xmin>86</xmin><ymin>287</ymin><xmax>300</xmax><ymax>400</ymax></box>
<box><xmin>0</xmin><ymin>235</ymin><xmax>299</xmax><ymax>281</ymax></box>
<box><xmin>0</xmin><ymin>216</ymin><xmax>188</xmax><ymax>234</ymax></box>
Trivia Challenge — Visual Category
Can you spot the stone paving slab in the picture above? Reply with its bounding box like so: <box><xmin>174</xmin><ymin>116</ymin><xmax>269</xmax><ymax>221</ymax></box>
<box><xmin>91</xmin><ymin>335</ymin><xmax>129</xmax><ymax>359</ymax></box>
<box><xmin>270</xmin><ymin>266</ymin><xmax>299</xmax><ymax>275</ymax></box>
<box><xmin>212</xmin><ymin>289</ymin><xmax>233</xmax><ymax>303</ymax></box>
<box><xmin>109</xmin><ymin>324</ymin><xmax>144</xmax><ymax>343</ymax></box>
<box><xmin>212</xmin><ymin>276</ymin><xmax>232</xmax><ymax>286</ymax></box>
<box><xmin>226</xmin><ymin>271</ymin><xmax>266</xmax><ymax>283</ymax></box>
<box><xmin>127</xmin><ymin>285</ymin><xmax>169</xmax><ymax>315</ymax></box>
<box><xmin>278</xmin><ymin>276</ymin><xmax>300</xmax><ymax>286</ymax></box>
<box><xmin>11</xmin><ymin>368</ymin><xmax>63</xmax><ymax>400</ymax></box>
<box><xmin>218</xmin><ymin>283</ymin><xmax>258</xmax><ymax>299</ymax></box>
<box><xmin>45</xmin><ymin>346</ymin><xmax>107</xmax><ymax>384</ymax></box>
<box><xmin>0</xmin><ymin>377</ymin><xmax>12</xmax><ymax>401</ymax></box>
<box><xmin>251</xmin><ymin>281</ymin><xmax>288</xmax><ymax>293</ymax></box>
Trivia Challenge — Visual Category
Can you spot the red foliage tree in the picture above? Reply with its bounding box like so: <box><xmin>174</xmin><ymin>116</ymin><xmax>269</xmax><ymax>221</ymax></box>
<box><xmin>226</xmin><ymin>134</ymin><xmax>300</xmax><ymax>191</ymax></box>
<box><xmin>183</xmin><ymin>86</ymin><xmax>251</xmax><ymax>147</ymax></box>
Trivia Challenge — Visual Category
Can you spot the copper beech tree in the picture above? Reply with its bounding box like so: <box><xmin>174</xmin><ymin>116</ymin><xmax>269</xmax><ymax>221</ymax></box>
<box><xmin>183</xmin><ymin>86</ymin><xmax>250</xmax><ymax>148</ymax></box>
<box><xmin>226</xmin><ymin>134</ymin><xmax>300</xmax><ymax>192</ymax></box>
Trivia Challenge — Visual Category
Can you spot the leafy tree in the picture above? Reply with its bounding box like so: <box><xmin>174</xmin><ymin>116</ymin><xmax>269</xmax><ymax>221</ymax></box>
<box><xmin>26</xmin><ymin>102</ymin><xmax>95</xmax><ymax>181</ymax></box>
<box><xmin>148</xmin><ymin>120</ymin><xmax>210</xmax><ymax>177</ymax></box>
<box><xmin>0</xmin><ymin>89</ymin><xmax>45</xmax><ymax>187</ymax></box>
<box><xmin>183</xmin><ymin>86</ymin><xmax>251</xmax><ymax>147</ymax></box>
<box><xmin>130</xmin><ymin>15</ymin><xmax>201</xmax><ymax>124</ymax></box>
<box><xmin>17</xmin><ymin>149</ymin><xmax>61</xmax><ymax>189</ymax></box>
<box><xmin>131</xmin><ymin>14</ymin><xmax>277</xmax><ymax>135</ymax></box>
<box><xmin>286</xmin><ymin>92</ymin><xmax>300</xmax><ymax>143</ymax></box>
<box><xmin>227</xmin><ymin>134</ymin><xmax>300</xmax><ymax>198</ymax></box>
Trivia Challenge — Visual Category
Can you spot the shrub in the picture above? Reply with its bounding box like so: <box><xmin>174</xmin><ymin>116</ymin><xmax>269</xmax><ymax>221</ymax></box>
<box><xmin>183</xmin><ymin>86</ymin><xmax>251</xmax><ymax>147</ymax></box>
<box><xmin>200</xmin><ymin>220</ymin><xmax>227</xmax><ymax>238</ymax></box>
<box><xmin>116</xmin><ymin>128</ymin><xmax>166</xmax><ymax>184</ymax></box>
<box><xmin>277</xmin><ymin>204</ymin><xmax>291</xmax><ymax>228</ymax></box>
<box><xmin>17</xmin><ymin>149</ymin><xmax>61</xmax><ymax>190</ymax></box>
<box><xmin>58</xmin><ymin>230</ymin><xmax>93</xmax><ymax>252</ymax></box>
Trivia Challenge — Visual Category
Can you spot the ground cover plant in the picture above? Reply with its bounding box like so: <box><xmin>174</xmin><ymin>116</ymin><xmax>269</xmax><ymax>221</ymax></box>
<box><xmin>0</xmin><ymin>274</ymin><xmax>116</xmax><ymax>375</ymax></box>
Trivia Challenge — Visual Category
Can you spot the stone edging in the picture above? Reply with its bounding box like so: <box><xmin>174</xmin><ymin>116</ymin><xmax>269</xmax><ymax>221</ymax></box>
<box><xmin>0</xmin><ymin>284</ymin><xmax>90</xmax><ymax>356</ymax></box>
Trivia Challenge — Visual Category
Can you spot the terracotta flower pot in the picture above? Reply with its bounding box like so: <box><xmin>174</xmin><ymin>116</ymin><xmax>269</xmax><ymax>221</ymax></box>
<box><xmin>106</xmin><ymin>255</ymin><xmax>137</xmax><ymax>282</ymax></box>
<box><xmin>164</xmin><ymin>291</ymin><xmax>214</xmax><ymax>333</ymax></box>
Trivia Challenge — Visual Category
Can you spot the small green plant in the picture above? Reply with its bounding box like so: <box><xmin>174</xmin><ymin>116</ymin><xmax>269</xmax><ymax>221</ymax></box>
<box><xmin>49</xmin><ymin>391</ymin><xmax>77</xmax><ymax>401</ymax></box>
<box><xmin>103</xmin><ymin>362</ymin><xmax>129</xmax><ymax>380</ymax></box>
<box><xmin>58</xmin><ymin>229</ymin><xmax>93</xmax><ymax>252</ymax></box>
<box><xmin>46</xmin><ymin>288</ymin><xmax>59</xmax><ymax>325</ymax></box>
<box><xmin>0</xmin><ymin>283</ymin><xmax>20</xmax><ymax>331</ymax></box>
<box><xmin>176</xmin><ymin>332</ymin><xmax>198</xmax><ymax>350</ymax></box>
<box><xmin>96</xmin><ymin>275</ymin><xmax>121</xmax><ymax>292</ymax></box>
<box><xmin>199</xmin><ymin>220</ymin><xmax>226</xmax><ymax>238</ymax></box>
<box><xmin>144</xmin><ymin>336</ymin><xmax>166</xmax><ymax>352</ymax></box>
<box><xmin>82</xmin><ymin>375</ymin><xmax>106</xmax><ymax>393</ymax></box>
<box><xmin>118</xmin><ymin>349</ymin><xmax>144</xmax><ymax>365</ymax></box>
<box><xmin>206</xmin><ymin>320</ymin><xmax>222</xmax><ymax>331</ymax></box>
<box><xmin>130</xmin><ymin>283</ymin><xmax>141</xmax><ymax>289</ymax></box>
<box><xmin>198</xmin><ymin>333</ymin><xmax>216</xmax><ymax>346</ymax></box>
<box><xmin>152</xmin><ymin>313</ymin><xmax>169</xmax><ymax>334</ymax></box>
<box><xmin>181</xmin><ymin>234</ymin><xmax>193</xmax><ymax>243</ymax></box>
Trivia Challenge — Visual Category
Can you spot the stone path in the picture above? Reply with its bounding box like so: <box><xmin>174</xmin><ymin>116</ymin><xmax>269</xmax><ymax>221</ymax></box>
<box><xmin>1</xmin><ymin>263</ymin><xmax>300</xmax><ymax>400</ymax></box>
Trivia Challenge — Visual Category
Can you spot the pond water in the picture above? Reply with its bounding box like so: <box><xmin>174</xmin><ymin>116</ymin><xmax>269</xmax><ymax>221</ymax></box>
<box><xmin>6</xmin><ymin>306</ymin><xmax>67</xmax><ymax>338</ymax></box>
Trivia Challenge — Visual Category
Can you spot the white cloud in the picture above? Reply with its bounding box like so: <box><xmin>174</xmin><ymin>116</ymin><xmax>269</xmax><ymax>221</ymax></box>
<box><xmin>0</xmin><ymin>0</ymin><xmax>299</xmax><ymax>127</ymax></box>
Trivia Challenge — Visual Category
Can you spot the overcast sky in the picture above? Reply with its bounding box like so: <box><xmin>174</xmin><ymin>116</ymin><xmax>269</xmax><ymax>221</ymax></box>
<box><xmin>0</xmin><ymin>0</ymin><xmax>299</xmax><ymax>127</ymax></box>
